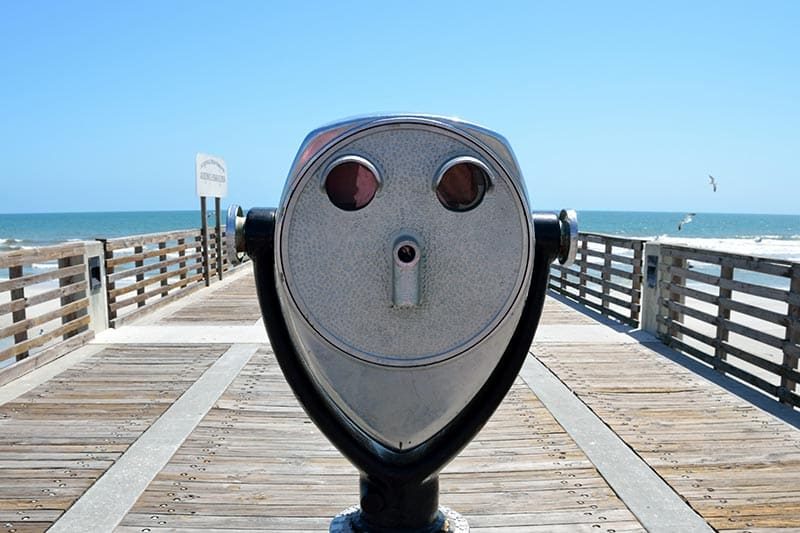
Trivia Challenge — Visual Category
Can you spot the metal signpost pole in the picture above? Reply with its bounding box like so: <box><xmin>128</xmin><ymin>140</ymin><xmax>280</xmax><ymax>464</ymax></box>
<box><xmin>195</xmin><ymin>153</ymin><xmax>228</xmax><ymax>287</ymax></box>
<box><xmin>200</xmin><ymin>196</ymin><xmax>210</xmax><ymax>287</ymax></box>
<box><xmin>215</xmin><ymin>196</ymin><xmax>223</xmax><ymax>280</ymax></box>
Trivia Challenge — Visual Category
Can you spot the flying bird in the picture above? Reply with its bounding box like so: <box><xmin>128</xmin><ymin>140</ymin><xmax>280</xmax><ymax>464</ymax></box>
<box><xmin>708</xmin><ymin>175</ymin><xmax>717</xmax><ymax>192</ymax></box>
<box><xmin>678</xmin><ymin>213</ymin><xmax>696</xmax><ymax>231</ymax></box>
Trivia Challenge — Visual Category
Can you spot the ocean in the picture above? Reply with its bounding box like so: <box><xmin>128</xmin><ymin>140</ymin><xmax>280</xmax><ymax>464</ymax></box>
<box><xmin>2</xmin><ymin>209</ymin><xmax>799</xmax><ymax>258</ymax></box>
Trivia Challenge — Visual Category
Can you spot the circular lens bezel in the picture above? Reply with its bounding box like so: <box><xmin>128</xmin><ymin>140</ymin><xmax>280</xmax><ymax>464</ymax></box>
<box><xmin>321</xmin><ymin>155</ymin><xmax>382</xmax><ymax>211</ymax></box>
<box><xmin>433</xmin><ymin>156</ymin><xmax>493</xmax><ymax>212</ymax></box>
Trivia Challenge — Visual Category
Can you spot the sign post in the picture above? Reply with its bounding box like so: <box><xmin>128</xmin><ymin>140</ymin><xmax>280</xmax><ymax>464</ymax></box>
<box><xmin>195</xmin><ymin>153</ymin><xmax>228</xmax><ymax>285</ymax></box>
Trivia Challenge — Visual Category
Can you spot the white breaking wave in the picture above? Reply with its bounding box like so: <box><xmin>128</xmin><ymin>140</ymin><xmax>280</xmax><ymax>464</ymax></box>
<box><xmin>654</xmin><ymin>236</ymin><xmax>800</xmax><ymax>262</ymax></box>
<box><xmin>32</xmin><ymin>262</ymin><xmax>59</xmax><ymax>270</ymax></box>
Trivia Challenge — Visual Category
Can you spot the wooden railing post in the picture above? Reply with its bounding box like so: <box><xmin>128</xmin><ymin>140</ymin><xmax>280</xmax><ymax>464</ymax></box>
<box><xmin>9</xmin><ymin>265</ymin><xmax>29</xmax><ymax>361</ymax></box>
<box><xmin>668</xmin><ymin>254</ymin><xmax>685</xmax><ymax>341</ymax></box>
<box><xmin>201</xmin><ymin>197</ymin><xmax>210</xmax><ymax>287</ymax></box>
<box><xmin>215</xmin><ymin>196</ymin><xmax>223</xmax><ymax>281</ymax></box>
<box><xmin>134</xmin><ymin>245</ymin><xmax>145</xmax><ymax>308</ymax></box>
<box><xmin>100</xmin><ymin>239</ymin><xmax>116</xmax><ymax>328</ymax></box>
<box><xmin>630</xmin><ymin>241</ymin><xmax>644</xmax><ymax>323</ymax></box>
<box><xmin>714</xmin><ymin>264</ymin><xmax>734</xmax><ymax>373</ymax></box>
<box><xmin>578</xmin><ymin>237</ymin><xmax>588</xmax><ymax>300</ymax></box>
<box><xmin>177</xmin><ymin>237</ymin><xmax>187</xmax><ymax>288</ymax></box>
<box><xmin>782</xmin><ymin>265</ymin><xmax>800</xmax><ymax>403</ymax></box>
<box><xmin>58</xmin><ymin>254</ymin><xmax>88</xmax><ymax>340</ymax></box>
<box><xmin>159</xmin><ymin>241</ymin><xmax>168</xmax><ymax>297</ymax></box>
<box><xmin>601</xmin><ymin>241</ymin><xmax>613</xmax><ymax>318</ymax></box>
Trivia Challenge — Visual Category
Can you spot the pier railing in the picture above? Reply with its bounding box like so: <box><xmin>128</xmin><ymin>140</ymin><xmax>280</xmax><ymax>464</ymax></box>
<box><xmin>1</xmin><ymin>227</ymin><xmax>242</xmax><ymax>382</ymax></box>
<box><xmin>101</xmin><ymin>229</ymin><xmax>234</xmax><ymax>327</ymax></box>
<box><xmin>549</xmin><ymin>233</ymin><xmax>645</xmax><ymax>326</ymax></box>
<box><xmin>653</xmin><ymin>244</ymin><xmax>800</xmax><ymax>407</ymax></box>
<box><xmin>101</xmin><ymin>229</ymin><xmax>206</xmax><ymax>327</ymax></box>
<box><xmin>0</xmin><ymin>243</ymin><xmax>94</xmax><ymax>383</ymax></box>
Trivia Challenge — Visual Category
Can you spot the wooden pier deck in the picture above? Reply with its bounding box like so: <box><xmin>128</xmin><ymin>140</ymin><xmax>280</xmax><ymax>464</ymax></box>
<box><xmin>1</xmin><ymin>267</ymin><xmax>799</xmax><ymax>532</ymax></box>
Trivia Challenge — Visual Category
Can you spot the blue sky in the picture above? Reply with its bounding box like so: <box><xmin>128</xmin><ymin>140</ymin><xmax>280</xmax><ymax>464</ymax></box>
<box><xmin>1</xmin><ymin>1</ymin><xmax>798</xmax><ymax>214</ymax></box>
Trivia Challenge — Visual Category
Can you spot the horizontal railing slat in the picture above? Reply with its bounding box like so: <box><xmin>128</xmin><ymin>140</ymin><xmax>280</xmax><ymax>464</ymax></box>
<box><xmin>107</xmin><ymin>252</ymin><xmax>203</xmax><ymax>282</ymax></box>
<box><xmin>0</xmin><ymin>264</ymin><xmax>86</xmax><ymax>293</ymax></box>
<box><xmin>108</xmin><ymin>264</ymin><xmax>198</xmax><ymax>299</ymax></box>
<box><xmin>722</xmin><ymin>342</ymin><xmax>800</xmax><ymax>384</ymax></box>
<box><xmin>670</xmin><ymin>265</ymin><xmax>797</xmax><ymax>305</ymax></box>
<box><xmin>105</xmin><ymin>241</ymin><xmax>201</xmax><ymax>268</ymax></box>
<box><xmin>0</xmin><ymin>314</ymin><xmax>91</xmax><ymax>362</ymax></box>
<box><xmin>0</xmin><ymin>243</ymin><xmax>87</xmax><ymax>269</ymax></box>
<box><xmin>662</xmin><ymin>245</ymin><xmax>794</xmax><ymax>278</ymax></box>
<box><xmin>104</xmin><ymin>229</ymin><xmax>201</xmax><ymax>250</ymax></box>
<box><xmin>0</xmin><ymin>298</ymin><xmax>88</xmax><ymax>340</ymax></box>
<box><xmin>109</xmin><ymin>273</ymin><xmax>205</xmax><ymax>312</ymax></box>
<box><xmin>720</xmin><ymin>297</ymin><xmax>789</xmax><ymax>328</ymax></box>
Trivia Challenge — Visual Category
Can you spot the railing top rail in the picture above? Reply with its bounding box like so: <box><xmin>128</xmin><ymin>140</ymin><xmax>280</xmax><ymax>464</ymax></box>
<box><xmin>103</xmin><ymin>229</ymin><xmax>202</xmax><ymax>250</ymax></box>
<box><xmin>660</xmin><ymin>243</ymin><xmax>799</xmax><ymax>277</ymax></box>
<box><xmin>580</xmin><ymin>232</ymin><xmax>648</xmax><ymax>247</ymax></box>
<box><xmin>0</xmin><ymin>242</ymin><xmax>89</xmax><ymax>269</ymax></box>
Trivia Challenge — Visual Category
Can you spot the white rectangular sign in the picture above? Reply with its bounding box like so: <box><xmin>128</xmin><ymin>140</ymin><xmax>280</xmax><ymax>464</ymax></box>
<box><xmin>195</xmin><ymin>153</ymin><xmax>228</xmax><ymax>198</ymax></box>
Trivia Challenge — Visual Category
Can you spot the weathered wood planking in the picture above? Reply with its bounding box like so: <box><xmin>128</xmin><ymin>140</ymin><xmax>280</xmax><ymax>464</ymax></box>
<box><xmin>0</xmin><ymin>344</ymin><xmax>227</xmax><ymax>532</ymax></box>
<box><xmin>533</xmin><ymin>339</ymin><xmax>800</xmax><ymax>531</ymax></box>
<box><xmin>160</xmin><ymin>269</ymin><xmax>261</xmax><ymax>324</ymax></box>
<box><xmin>118</xmin><ymin>348</ymin><xmax>643</xmax><ymax>532</ymax></box>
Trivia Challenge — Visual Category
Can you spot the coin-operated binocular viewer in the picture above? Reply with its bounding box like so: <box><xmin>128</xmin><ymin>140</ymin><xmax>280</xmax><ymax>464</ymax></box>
<box><xmin>228</xmin><ymin>115</ymin><xmax>577</xmax><ymax>532</ymax></box>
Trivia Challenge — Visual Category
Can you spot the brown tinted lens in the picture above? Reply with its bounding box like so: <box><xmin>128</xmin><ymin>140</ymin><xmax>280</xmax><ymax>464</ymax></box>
<box><xmin>436</xmin><ymin>162</ymin><xmax>488</xmax><ymax>211</ymax></box>
<box><xmin>324</xmin><ymin>161</ymin><xmax>379</xmax><ymax>211</ymax></box>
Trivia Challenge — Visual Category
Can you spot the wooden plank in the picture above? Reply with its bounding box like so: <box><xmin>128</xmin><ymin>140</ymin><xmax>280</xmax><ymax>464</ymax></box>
<box><xmin>671</xmin><ymin>265</ymin><xmax>797</xmax><ymax>305</ymax></box>
<box><xmin>0</xmin><ymin>297</ymin><xmax>26</xmax><ymax>315</ymax></box>
<box><xmin>662</xmin><ymin>245</ymin><xmax>793</xmax><ymax>278</ymax></box>
<box><xmin>661</xmin><ymin>281</ymin><xmax>718</xmax><ymax>305</ymax></box>
<box><xmin>107</xmin><ymin>252</ymin><xmax>203</xmax><ymax>282</ymax></box>
<box><xmin>723</xmin><ymin>319</ymin><xmax>785</xmax><ymax>350</ymax></box>
<box><xmin>108</xmin><ymin>264</ymin><xmax>196</xmax><ymax>299</ymax></box>
<box><xmin>109</xmin><ymin>273</ymin><xmax>204</xmax><ymax>312</ymax></box>
<box><xmin>583</xmin><ymin>247</ymin><xmax>637</xmax><ymax>265</ymax></box>
<box><xmin>0</xmin><ymin>263</ymin><xmax>85</xmax><ymax>293</ymax></box>
<box><xmin>0</xmin><ymin>243</ymin><xmax>87</xmax><ymax>269</ymax></box>
<box><xmin>582</xmin><ymin>261</ymin><xmax>635</xmax><ymax>280</ymax></box>
<box><xmin>549</xmin><ymin>285</ymin><xmax>636</xmax><ymax>325</ymax></box>
<box><xmin>551</xmin><ymin>277</ymin><xmax>637</xmax><ymax>311</ymax></box>
<box><xmin>133</xmin><ymin>245</ymin><xmax>145</xmax><ymax>308</ymax></box>
<box><xmin>105</xmin><ymin>241</ymin><xmax>199</xmax><ymax>268</ymax></box>
<box><xmin>0</xmin><ymin>314</ymin><xmax>91</xmax><ymax>361</ymax></box>
<box><xmin>722</xmin><ymin>342</ymin><xmax>800</xmax><ymax>384</ymax></box>
<box><xmin>714</xmin><ymin>265</ymin><xmax>734</xmax><ymax>371</ymax></box>
<box><xmin>111</xmin><ymin>282</ymin><xmax>204</xmax><ymax>327</ymax></box>
<box><xmin>550</xmin><ymin>266</ymin><xmax>634</xmax><ymax>295</ymax></box>
<box><xmin>0</xmin><ymin>298</ymin><xmax>89</xmax><ymax>340</ymax></box>
<box><xmin>630</xmin><ymin>242</ymin><xmax>643</xmax><ymax>323</ymax></box>
<box><xmin>0</xmin><ymin>329</ymin><xmax>94</xmax><ymax>387</ymax></box>
<box><xmin>116</xmin><ymin>347</ymin><xmax>643</xmax><ymax>532</ymax></box>
<box><xmin>25</xmin><ymin>280</ymin><xmax>86</xmax><ymax>309</ymax></box>
<box><xmin>9</xmin><ymin>265</ymin><xmax>28</xmax><ymax>360</ymax></box>
<box><xmin>782</xmin><ymin>266</ymin><xmax>800</xmax><ymax>403</ymax></box>
<box><xmin>578</xmin><ymin>237</ymin><xmax>589</xmax><ymax>299</ymax></box>
<box><xmin>104</xmin><ymin>229</ymin><xmax>201</xmax><ymax>251</ymax></box>
<box><xmin>158</xmin><ymin>241</ymin><xmax>169</xmax><ymax>297</ymax></box>
<box><xmin>581</xmin><ymin>233</ymin><xmax>645</xmax><ymax>249</ymax></box>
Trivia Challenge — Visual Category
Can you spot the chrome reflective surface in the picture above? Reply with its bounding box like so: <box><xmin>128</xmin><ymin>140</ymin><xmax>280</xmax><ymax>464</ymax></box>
<box><xmin>226</xmin><ymin>204</ymin><xmax>245</xmax><ymax>265</ymax></box>
<box><xmin>558</xmin><ymin>208</ymin><xmax>579</xmax><ymax>266</ymax></box>
<box><xmin>274</xmin><ymin>114</ymin><xmax>534</xmax><ymax>450</ymax></box>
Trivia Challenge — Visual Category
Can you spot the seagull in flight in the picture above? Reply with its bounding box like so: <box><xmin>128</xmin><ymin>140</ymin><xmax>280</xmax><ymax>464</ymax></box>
<box><xmin>708</xmin><ymin>175</ymin><xmax>718</xmax><ymax>192</ymax></box>
<box><xmin>678</xmin><ymin>213</ymin><xmax>696</xmax><ymax>231</ymax></box>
